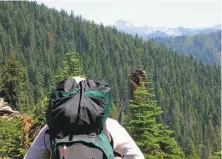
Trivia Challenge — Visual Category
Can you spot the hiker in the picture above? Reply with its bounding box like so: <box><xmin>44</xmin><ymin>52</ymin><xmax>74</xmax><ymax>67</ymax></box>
<box><xmin>24</xmin><ymin>76</ymin><xmax>145</xmax><ymax>159</ymax></box>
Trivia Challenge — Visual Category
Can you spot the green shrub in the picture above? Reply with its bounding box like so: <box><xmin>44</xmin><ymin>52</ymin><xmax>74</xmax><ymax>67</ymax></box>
<box><xmin>0</xmin><ymin>117</ymin><xmax>26</xmax><ymax>159</ymax></box>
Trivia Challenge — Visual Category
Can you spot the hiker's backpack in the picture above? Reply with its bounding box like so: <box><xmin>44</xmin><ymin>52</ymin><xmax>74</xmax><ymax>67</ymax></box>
<box><xmin>46</xmin><ymin>77</ymin><xmax>115</xmax><ymax>159</ymax></box>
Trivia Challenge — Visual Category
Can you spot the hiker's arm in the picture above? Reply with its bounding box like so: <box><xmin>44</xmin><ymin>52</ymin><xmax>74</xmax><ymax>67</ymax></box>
<box><xmin>106</xmin><ymin>118</ymin><xmax>145</xmax><ymax>159</ymax></box>
<box><xmin>24</xmin><ymin>125</ymin><xmax>50</xmax><ymax>159</ymax></box>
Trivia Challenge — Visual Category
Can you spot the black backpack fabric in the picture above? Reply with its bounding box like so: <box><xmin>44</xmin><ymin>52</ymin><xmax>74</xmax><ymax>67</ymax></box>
<box><xmin>46</xmin><ymin>77</ymin><xmax>115</xmax><ymax>159</ymax></box>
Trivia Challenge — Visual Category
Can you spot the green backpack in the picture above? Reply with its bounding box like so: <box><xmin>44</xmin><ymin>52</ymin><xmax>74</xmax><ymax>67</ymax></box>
<box><xmin>46</xmin><ymin>77</ymin><xmax>115</xmax><ymax>159</ymax></box>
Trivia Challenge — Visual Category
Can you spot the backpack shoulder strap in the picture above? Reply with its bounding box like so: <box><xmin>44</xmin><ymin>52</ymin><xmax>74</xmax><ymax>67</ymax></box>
<box><xmin>44</xmin><ymin>129</ymin><xmax>53</xmax><ymax>158</ymax></box>
<box><xmin>109</xmin><ymin>132</ymin><xmax>123</xmax><ymax>157</ymax></box>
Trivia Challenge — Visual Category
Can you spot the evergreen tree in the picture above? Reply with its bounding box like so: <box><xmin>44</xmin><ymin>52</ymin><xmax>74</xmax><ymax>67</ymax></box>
<box><xmin>0</xmin><ymin>44</ymin><xmax>4</xmax><ymax>91</ymax></box>
<box><xmin>55</xmin><ymin>52</ymin><xmax>85</xmax><ymax>83</ymax></box>
<box><xmin>1</xmin><ymin>54</ymin><xmax>29</xmax><ymax>110</ymax></box>
<box><xmin>110</xmin><ymin>103</ymin><xmax>118</xmax><ymax>120</ymax></box>
<box><xmin>126</xmin><ymin>75</ymin><xmax>184</xmax><ymax>158</ymax></box>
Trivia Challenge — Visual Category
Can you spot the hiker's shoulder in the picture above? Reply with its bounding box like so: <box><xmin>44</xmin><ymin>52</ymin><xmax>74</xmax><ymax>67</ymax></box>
<box><xmin>38</xmin><ymin>124</ymin><xmax>49</xmax><ymax>134</ymax></box>
<box><xmin>105</xmin><ymin>118</ymin><xmax>120</xmax><ymax>126</ymax></box>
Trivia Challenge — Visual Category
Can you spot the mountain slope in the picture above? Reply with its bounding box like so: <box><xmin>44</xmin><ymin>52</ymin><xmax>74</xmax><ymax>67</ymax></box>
<box><xmin>153</xmin><ymin>31</ymin><xmax>221</xmax><ymax>65</ymax></box>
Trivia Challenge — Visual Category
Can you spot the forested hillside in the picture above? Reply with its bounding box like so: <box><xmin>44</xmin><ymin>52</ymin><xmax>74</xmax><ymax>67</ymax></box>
<box><xmin>0</xmin><ymin>1</ymin><xmax>220</xmax><ymax>159</ymax></box>
<box><xmin>153</xmin><ymin>32</ymin><xmax>221</xmax><ymax>65</ymax></box>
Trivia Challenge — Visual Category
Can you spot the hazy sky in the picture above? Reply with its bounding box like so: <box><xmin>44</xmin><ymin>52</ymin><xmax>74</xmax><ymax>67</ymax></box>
<box><xmin>37</xmin><ymin>0</ymin><xmax>221</xmax><ymax>28</ymax></box>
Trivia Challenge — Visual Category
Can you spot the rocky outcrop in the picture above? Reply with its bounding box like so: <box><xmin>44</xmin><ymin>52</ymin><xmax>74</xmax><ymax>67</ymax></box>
<box><xmin>0</xmin><ymin>98</ymin><xmax>19</xmax><ymax>120</ymax></box>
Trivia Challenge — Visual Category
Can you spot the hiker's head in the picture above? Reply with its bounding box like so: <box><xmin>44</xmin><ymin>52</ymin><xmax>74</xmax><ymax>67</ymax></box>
<box><xmin>54</xmin><ymin>76</ymin><xmax>86</xmax><ymax>92</ymax></box>
<box><xmin>71</xmin><ymin>76</ymin><xmax>86</xmax><ymax>84</ymax></box>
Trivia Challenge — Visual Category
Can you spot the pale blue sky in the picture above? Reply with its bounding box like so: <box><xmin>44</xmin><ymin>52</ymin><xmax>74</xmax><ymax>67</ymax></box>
<box><xmin>37</xmin><ymin>0</ymin><xmax>221</xmax><ymax>28</ymax></box>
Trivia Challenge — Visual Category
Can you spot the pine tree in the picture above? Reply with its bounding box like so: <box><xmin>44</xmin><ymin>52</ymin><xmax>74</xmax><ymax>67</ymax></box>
<box><xmin>0</xmin><ymin>45</ymin><xmax>4</xmax><ymax>91</ymax></box>
<box><xmin>1</xmin><ymin>54</ymin><xmax>29</xmax><ymax>110</ymax></box>
<box><xmin>55</xmin><ymin>52</ymin><xmax>85</xmax><ymax>83</ymax></box>
<box><xmin>126</xmin><ymin>76</ymin><xmax>185</xmax><ymax>158</ymax></box>
<box><xmin>110</xmin><ymin>103</ymin><xmax>118</xmax><ymax>120</ymax></box>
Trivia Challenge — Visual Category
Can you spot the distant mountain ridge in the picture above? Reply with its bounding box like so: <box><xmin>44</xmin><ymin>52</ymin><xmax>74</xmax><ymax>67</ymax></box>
<box><xmin>153</xmin><ymin>31</ymin><xmax>221</xmax><ymax>65</ymax></box>
<box><xmin>114</xmin><ymin>20</ymin><xmax>221</xmax><ymax>38</ymax></box>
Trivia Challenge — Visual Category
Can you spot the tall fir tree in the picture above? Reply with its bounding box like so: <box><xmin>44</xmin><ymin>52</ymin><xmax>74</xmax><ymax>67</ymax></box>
<box><xmin>1</xmin><ymin>53</ymin><xmax>30</xmax><ymax>110</ymax></box>
<box><xmin>55</xmin><ymin>52</ymin><xmax>85</xmax><ymax>83</ymax></box>
<box><xmin>126</xmin><ymin>75</ymin><xmax>185</xmax><ymax>159</ymax></box>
